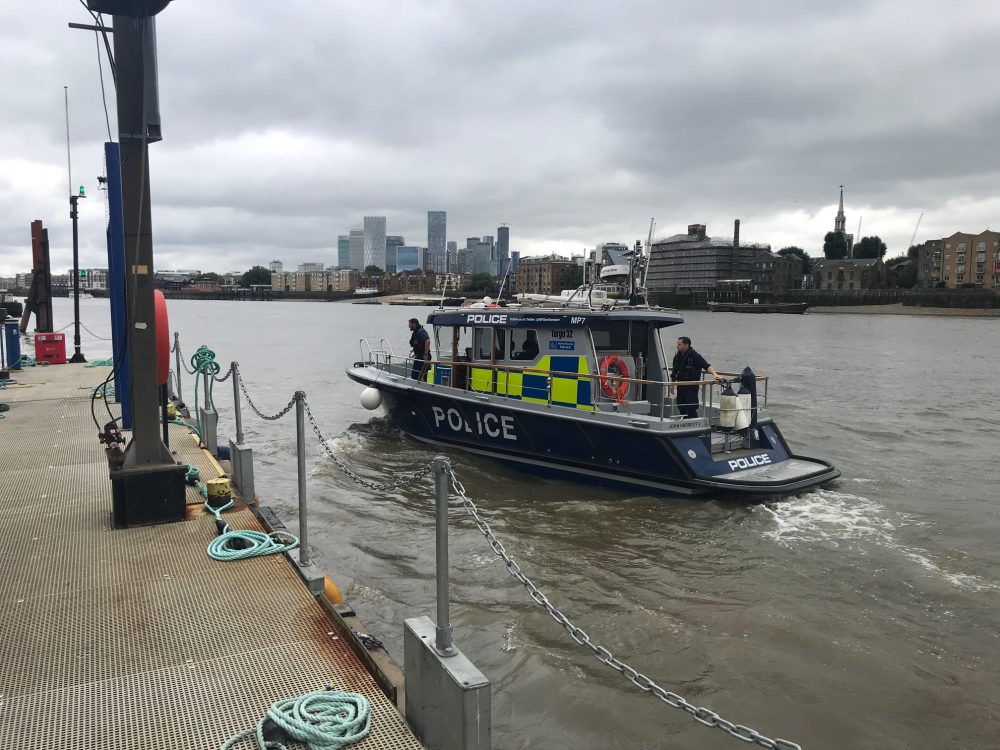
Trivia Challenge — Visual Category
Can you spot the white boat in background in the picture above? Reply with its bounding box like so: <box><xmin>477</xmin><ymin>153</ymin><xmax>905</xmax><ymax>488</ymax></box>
<box><xmin>353</xmin><ymin>287</ymin><xmax>380</xmax><ymax>297</ymax></box>
<box><xmin>518</xmin><ymin>287</ymin><xmax>613</xmax><ymax>308</ymax></box>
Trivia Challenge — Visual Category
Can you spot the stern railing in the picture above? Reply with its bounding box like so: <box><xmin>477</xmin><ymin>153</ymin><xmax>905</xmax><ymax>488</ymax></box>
<box><xmin>359</xmin><ymin>351</ymin><xmax>769</xmax><ymax>425</ymax></box>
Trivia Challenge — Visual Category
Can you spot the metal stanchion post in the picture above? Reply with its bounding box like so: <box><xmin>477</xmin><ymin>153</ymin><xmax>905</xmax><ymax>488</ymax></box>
<box><xmin>295</xmin><ymin>391</ymin><xmax>310</xmax><ymax>566</ymax></box>
<box><xmin>173</xmin><ymin>333</ymin><xmax>184</xmax><ymax>405</ymax></box>
<box><xmin>228</xmin><ymin>364</ymin><xmax>255</xmax><ymax>509</ymax></box>
<box><xmin>232</xmin><ymin>364</ymin><xmax>243</xmax><ymax>444</ymax></box>
<box><xmin>433</xmin><ymin>455</ymin><xmax>455</xmax><ymax>656</ymax></box>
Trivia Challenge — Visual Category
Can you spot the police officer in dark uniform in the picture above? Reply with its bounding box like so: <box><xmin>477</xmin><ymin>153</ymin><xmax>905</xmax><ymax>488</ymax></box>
<box><xmin>670</xmin><ymin>336</ymin><xmax>721</xmax><ymax>418</ymax></box>
<box><xmin>408</xmin><ymin>317</ymin><xmax>431</xmax><ymax>380</ymax></box>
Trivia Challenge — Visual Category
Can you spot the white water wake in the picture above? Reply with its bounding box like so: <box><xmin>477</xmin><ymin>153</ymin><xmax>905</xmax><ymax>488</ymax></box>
<box><xmin>754</xmin><ymin>490</ymin><xmax>999</xmax><ymax>593</ymax></box>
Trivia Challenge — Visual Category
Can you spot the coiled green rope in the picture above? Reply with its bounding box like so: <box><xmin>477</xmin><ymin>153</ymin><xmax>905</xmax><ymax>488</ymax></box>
<box><xmin>190</xmin><ymin>345</ymin><xmax>220</xmax><ymax>442</ymax></box>
<box><xmin>85</xmin><ymin>358</ymin><xmax>115</xmax><ymax>367</ymax></box>
<box><xmin>206</xmin><ymin>527</ymin><xmax>300</xmax><ymax>562</ymax></box>
<box><xmin>192</xmin><ymin>464</ymin><xmax>300</xmax><ymax>562</ymax></box>
<box><xmin>185</xmin><ymin>464</ymin><xmax>208</xmax><ymax>498</ymax></box>
<box><xmin>220</xmin><ymin>689</ymin><xmax>371</xmax><ymax>750</ymax></box>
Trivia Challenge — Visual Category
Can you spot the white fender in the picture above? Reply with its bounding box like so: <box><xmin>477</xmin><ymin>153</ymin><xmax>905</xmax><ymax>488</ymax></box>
<box><xmin>360</xmin><ymin>387</ymin><xmax>383</xmax><ymax>410</ymax></box>
<box><xmin>735</xmin><ymin>384</ymin><xmax>752</xmax><ymax>430</ymax></box>
<box><xmin>719</xmin><ymin>383</ymin><xmax>739</xmax><ymax>429</ymax></box>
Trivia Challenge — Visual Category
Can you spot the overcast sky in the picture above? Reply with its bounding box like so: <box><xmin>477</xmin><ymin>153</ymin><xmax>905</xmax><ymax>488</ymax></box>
<box><xmin>1</xmin><ymin>1</ymin><xmax>998</xmax><ymax>276</ymax></box>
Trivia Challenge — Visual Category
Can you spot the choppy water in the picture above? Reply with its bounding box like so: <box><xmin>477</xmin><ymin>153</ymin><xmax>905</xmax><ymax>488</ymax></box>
<box><xmin>52</xmin><ymin>297</ymin><xmax>1000</xmax><ymax>749</ymax></box>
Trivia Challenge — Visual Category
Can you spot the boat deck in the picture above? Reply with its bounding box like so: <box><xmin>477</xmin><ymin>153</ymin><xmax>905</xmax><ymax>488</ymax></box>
<box><xmin>0</xmin><ymin>363</ymin><xmax>423</xmax><ymax>749</ymax></box>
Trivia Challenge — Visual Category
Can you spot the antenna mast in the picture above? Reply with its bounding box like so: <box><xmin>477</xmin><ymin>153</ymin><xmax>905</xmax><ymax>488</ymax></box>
<box><xmin>64</xmin><ymin>87</ymin><xmax>72</xmax><ymax>197</ymax></box>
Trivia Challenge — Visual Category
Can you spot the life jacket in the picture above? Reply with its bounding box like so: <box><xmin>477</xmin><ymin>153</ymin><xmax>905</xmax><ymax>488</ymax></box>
<box><xmin>672</xmin><ymin>350</ymin><xmax>702</xmax><ymax>383</ymax></box>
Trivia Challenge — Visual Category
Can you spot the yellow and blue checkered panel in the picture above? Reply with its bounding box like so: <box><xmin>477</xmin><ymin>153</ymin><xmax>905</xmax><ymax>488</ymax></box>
<box><xmin>460</xmin><ymin>355</ymin><xmax>593</xmax><ymax>410</ymax></box>
<box><xmin>470</xmin><ymin>367</ymin><xmax>494</xmax><ymax>393</ymax></box>
<box><xmin>514</xmin><ymin>355</ymin><xmax>595</xmax><ymax>410</ymax></box>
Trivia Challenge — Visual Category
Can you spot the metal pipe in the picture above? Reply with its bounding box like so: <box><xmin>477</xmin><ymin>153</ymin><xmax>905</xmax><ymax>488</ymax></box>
<box><xmin>202</xmin><ymin>369</ymin><xmax>210</xmax><ymax>411</ymax></box>
<box><xmin>295</xmin><ymin>391</ymin><xmax>310</xmax><ymax>566</ymax></box>
<box><xmin>434</xmin><ymin>455</ymin><xmax>455</xmax><ymax>656</ymax></box>
<box><xmin>232</xmin><ymin>363</ymin><xmax>244</xmax><ymax>444</ymax></box>
<box><xmin>173</xmin><ymin>332</ymin><xmax>184</xmax><ymax>405</ymax></box>
<box><xmin>160</xmin><ymin>383</ymin><xmax>169</xmax><ymax>448</ymax></box>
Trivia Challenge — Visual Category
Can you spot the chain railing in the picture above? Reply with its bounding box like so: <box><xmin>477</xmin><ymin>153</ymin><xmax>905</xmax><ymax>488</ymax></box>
<box><xmin>170</xmin><ymin>335</ymin><xmax>198</xmax><ymax>375</ymax></box>
<box><xmin>234</xmin><ymin>362</ymin><xmax>297</xmax><ymax>421</ymax></box>
<box><xmin>167</xmin><ymin>336</ymin><xmax>801</xmax><ymax>749</ymax></box>
<box><xmin>213</xmin><ymin>362</ymin><xmax>235</xmax><ymax>383</ymax></box>
<box><xmin>303</xmin><ymin>399</ymin><xmax>430</xmax><ymax>493</ymax></box>
<box><xmin>445</xmin><ymin>465</ymin><xmax>802</xmax><ymax>750</ymax></box>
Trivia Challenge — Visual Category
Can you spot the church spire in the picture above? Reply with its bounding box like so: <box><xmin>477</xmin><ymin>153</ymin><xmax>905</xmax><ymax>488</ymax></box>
<box><xmin>834</xmin><ymin>185</ymin><xmax>846</xmax><ymax>234</ymax></box>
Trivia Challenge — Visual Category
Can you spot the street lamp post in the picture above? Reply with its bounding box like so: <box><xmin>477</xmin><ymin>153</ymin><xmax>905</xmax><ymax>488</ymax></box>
<box><xmin>69</xmin><ymin>187</ymin><xmax>86</xmax><ymax>363</ymax></box>
<box><xmin>65</xmin><ymin>86</ymin><xmax>85</xmax><ymax>363</ymax></box>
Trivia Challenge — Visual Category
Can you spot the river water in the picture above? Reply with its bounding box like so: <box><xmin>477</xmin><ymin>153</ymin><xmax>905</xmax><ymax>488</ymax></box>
<box><xmin>46</xmin><ymin>297</ymin><xmax>1000</xmax><ymax>749</ymax></box>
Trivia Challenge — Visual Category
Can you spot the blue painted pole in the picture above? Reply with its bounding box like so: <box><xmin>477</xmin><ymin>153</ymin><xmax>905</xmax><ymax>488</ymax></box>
<box><xmin>105</xmin><ymin>142</ymin><xmax>131</xmax><ymax>429</ymax></box>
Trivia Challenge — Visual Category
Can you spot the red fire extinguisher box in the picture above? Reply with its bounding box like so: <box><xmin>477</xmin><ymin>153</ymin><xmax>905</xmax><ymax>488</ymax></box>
<box><xmin>35</xmin><ymin>332</ymin><xmax>67</xmax><ymax>365</ymax></box>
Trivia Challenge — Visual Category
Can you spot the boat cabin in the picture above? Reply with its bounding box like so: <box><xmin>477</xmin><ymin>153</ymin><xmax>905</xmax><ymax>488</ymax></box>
<box><xmin>423</xmin><ymin>308</ymin><xmax>686</xmax><ymax>415</ymax></box>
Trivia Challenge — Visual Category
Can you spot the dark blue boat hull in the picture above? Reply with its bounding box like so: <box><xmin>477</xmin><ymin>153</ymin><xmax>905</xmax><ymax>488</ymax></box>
<box><xmin>347</xmin><ymin>368</ymin><xmax>839</xmax><ymax>498</ymax></box>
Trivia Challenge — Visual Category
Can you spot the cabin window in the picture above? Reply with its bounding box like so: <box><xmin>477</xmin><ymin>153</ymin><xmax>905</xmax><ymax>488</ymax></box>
<box><xmin>473</xmin><ymin>328</ymin><xmax>504</xmax><ymax>360</ymax></box>
<box><xmin>509</xmin><ymin>329</ymin><xmax>539</xmax><ymax>360</ymax></box>
<box><xmin>591</xmin><ymin>322</ymin><xmax>629</xmax><ymax>351</ymax></box>
<box><xmin>448</xmin><ymin>326</ymin><xmax>473</xmax><ymax>361</ymax></box>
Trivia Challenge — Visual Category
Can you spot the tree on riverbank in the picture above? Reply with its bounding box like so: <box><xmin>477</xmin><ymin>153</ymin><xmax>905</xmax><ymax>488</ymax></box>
<box><xmin>854</xmin><ymin>236</ymin><xmax>887</xmax><ymax>258</ymax></box>
<box><xmin>241</xmin><ymin>265</ymin><xmax>271</xmax><ymax>286</ymax></box>
<box><xmin>822</xmin><ymin>232</ymin><xmax>848</xmax><ymax>259</ymax></box>
<box><xmin>778</xmin><ymin>246</ymin><xmax>812</xmax><ymax>269</ymax></box>
<box><xmin>461</xmin><ymin>272</ymin><xmax>496</xmax><ymax>294</ymax></box>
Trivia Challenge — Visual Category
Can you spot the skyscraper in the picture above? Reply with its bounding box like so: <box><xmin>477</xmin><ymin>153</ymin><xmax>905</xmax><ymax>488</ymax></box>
<box><xmin>349</xmin><ymin>229</ymin><xmax>364</xmax><ymax>270</ymax></box>
<box><xmin>446</xmin><ymin>240</ymin><xmax>457</xmax><ymax>273</ymax></box>
<box><xmin>396</xmin><ymin>246</ymin><xmax>423</xmax><ymax>272</ymax></box>
<box><xmin>474</xmin><ymin>237</ymin><xmax>493</xmax><ymax>275</ymax></box>
<box><xmin>337</xmin><ymin>236</ymin><xmax>350</xmax><ymax>268</ymax></box>
<box><xmin>427</xmin><ymin>211</ymin><xmax>447</xmax><ymax>273</ymax></box>
<box><xmin>495</xmin><ymin>225</ymin><xmax>510</xmax><ymax>276</ymax></box>
<box><xmin>385</xmin><ymin>235</ymin><xmax>404</xmax><ymax>274</ymax></box>
<box><xmin>364</xmin><ymin>216</ymin><xmax>387</xmax><ymax>270</ymax></box>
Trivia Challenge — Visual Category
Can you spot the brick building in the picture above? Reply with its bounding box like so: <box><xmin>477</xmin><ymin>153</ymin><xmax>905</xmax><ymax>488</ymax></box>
<box><xmin>516</xmin><ymin>255</ymin><xmax>577</xmax><ymax>295</ymax></box>
<box><xmin>923</xmin><ymin>230</ymin><xmax>999</xmax><ymax>289</ymax></box>
<box><xmin>813</xmin><ymin>257</ymin><xmax>887</xmax><ymax>290</ymax></box>
<box><xmin>751</xmin><ymin>251</ymin><xmax>802</xmax><ymax>294</ymax></box>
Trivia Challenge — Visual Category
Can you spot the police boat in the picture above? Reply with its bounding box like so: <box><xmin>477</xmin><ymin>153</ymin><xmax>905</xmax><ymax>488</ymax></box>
<box><xmin>346</xmin><ymin>304</ymin><xmax>840</xmax><ymax>497</ymax></box>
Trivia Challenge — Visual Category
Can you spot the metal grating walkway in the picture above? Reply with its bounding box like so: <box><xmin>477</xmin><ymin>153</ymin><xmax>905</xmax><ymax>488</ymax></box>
<box><xmin>0</xmin><ymin>364</ymin><xmax>424</xmax><ymax>750</ymax></box>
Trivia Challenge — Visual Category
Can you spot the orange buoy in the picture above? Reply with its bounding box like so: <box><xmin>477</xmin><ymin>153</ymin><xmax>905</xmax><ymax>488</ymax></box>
<box><xmin>154</xmin><ymin>290</ymin><xmax>170</xmax><ymax>385</ymax></box>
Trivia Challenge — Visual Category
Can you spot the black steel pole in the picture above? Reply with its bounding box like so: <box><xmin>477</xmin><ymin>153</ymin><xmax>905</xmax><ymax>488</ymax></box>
<box><xmin>68</xmin><ymin>194</ymin><xmax>86</xmax><ymax>363</ymax></box>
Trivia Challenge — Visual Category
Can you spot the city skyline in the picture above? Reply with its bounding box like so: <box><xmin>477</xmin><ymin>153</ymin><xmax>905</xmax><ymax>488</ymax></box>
<box><xmin>1</xmin><ymin>3</ymin><xmax>999</xmax><ymax>277</ymax></box>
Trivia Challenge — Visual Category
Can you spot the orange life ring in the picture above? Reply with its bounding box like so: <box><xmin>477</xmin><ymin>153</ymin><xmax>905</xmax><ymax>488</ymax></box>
<box><xmin>154</xmin><ymin>290</ymin><xmax>170</xmax><ymax>385</ymax></box>
<box><xmin>599</xmin><ymin>354</ymin><xmax>630</xmax><ymax>402</ymax></box>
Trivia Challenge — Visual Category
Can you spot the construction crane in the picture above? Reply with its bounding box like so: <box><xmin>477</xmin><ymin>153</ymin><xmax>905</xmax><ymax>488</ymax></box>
<box><xmin>909</xmin><ymin>213</ymin><xmax>924</xmax><ymax>250</ymax></box>
<box><xmin>640</xmin><ymin>218</ymin><xmax>655</xmax><ymax>289</ymax></box>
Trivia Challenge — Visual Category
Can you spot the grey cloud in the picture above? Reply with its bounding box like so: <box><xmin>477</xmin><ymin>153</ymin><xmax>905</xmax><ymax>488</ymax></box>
<box><xmin>1</xmin><ymin>0</ymin><xmax>999</xmax><ymax>275</ymax></box>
